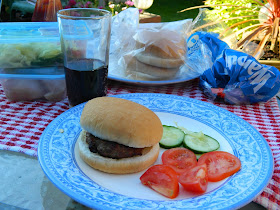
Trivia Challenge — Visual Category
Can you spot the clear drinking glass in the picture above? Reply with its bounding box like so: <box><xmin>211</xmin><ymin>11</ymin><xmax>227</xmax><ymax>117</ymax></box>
<box><xmin>57</xmin><ymin>8</ymin><xmax>111</xmax><ymax>107</ymax></box>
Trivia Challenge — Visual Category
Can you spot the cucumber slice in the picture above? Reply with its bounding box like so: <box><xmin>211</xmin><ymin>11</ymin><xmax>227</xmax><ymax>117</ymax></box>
<box><xmin>183</xmin><ymin>132</ymin><xmax>220</xmax><ymax>154</ymax></box>
<box><xmin>159</xmin><ymin>125</ymin><xmax>185</xmax><ymax>149</ymax></box>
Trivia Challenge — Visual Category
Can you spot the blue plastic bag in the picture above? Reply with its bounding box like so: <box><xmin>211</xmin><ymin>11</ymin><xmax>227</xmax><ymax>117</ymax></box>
<box><xmin>186</xmin><ymin>31</ymin><xmax>229</xmax><ymax>75</ymax></box>
<box><xmin>187</xmin><ymin>31</ymin><xmax>229</xmax><ymax>62</ymax></box>
<box><xmin>191</xmin><ymin>32</ymin><xmax>280</xmax><ymax>104</ymax></box>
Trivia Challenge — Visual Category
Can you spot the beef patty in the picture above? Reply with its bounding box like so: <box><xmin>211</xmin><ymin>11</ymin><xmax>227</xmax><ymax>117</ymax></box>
<box><xmin>86</xmin><ymin>132</ymin><xmax>144</xmax><ymax>159</ymax></box>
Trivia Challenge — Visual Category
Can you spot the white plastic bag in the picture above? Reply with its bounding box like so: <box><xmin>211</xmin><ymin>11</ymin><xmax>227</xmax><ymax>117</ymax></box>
<box><xmin>109</xmin><ymin>8</ymin><xmax>197</xmax><ymax>81</ymax></box>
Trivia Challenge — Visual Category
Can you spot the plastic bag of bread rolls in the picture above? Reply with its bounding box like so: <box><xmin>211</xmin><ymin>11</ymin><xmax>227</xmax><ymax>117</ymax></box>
<box><xmin>123</xmin><ymin>28</ymin><xmax>187</xmax><ymax>80</ymax></box>
<box><xmin>108</xmin><ymin>8</ymin><xmax>195</xmax><ymax>81</ymax></box>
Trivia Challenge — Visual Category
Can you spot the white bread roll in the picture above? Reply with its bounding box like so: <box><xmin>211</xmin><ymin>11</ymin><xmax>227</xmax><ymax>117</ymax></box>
<box><xmin>80</xmin><ymin>97</ymin><xmax>163</xmax><ymax>148</ymax></box>
<box><xmin>122</xmin><ymin>29</ymin><xmax>186</xmax><ymax>79</ymax></box>
<box><xmin>135</xmin><ymin>52</ymin><xmax>184</xmax><ymax>68</ymax></box>
<box><xmin>124</xmin><ymin>54</ymin><xmax>179</xmax><ymax>80</ymax></box>
<box><xmin>135</xmin><ymin>29</ymin><xmax>186</xmax><ymax>60</ymax></box>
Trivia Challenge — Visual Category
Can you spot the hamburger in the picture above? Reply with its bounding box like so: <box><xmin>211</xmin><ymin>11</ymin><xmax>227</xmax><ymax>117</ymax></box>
<box><xmin>125</xmin><ymin>29</ymin><xmax>186</xmax><ymax>80</ymax></box>
<box><xmin>77</xmin><ymin>97</ymin><xmax>163</xmax><ymax>174</ymax></box>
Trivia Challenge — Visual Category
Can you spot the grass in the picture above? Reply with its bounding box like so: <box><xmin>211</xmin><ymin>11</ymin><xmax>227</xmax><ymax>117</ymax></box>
<box><xmin>146</xmin><ymin>0</ymin><xmax>203</xmax><ymax>22</ymax></box>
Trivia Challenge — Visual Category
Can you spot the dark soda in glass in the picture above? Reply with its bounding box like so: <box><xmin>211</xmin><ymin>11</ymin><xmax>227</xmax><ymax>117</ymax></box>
<box><xmin>64</xmin><ymin>59</ymin><xmax>108</xmax><ymax>107</ymax></box>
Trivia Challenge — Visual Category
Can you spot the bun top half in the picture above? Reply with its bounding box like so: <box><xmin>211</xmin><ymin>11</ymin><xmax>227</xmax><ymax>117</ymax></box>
<box><xmin>80</xmin><ymin>97</ymin><xmax>163</xmax><ymax>148</ymax></box>
<box><xmin>135</xmin><ymin>29</ymin><xmax>186</xmax><ymax>59</ymax></box>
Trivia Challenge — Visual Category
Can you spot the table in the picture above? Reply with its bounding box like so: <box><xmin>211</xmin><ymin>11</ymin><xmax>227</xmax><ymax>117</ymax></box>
<box><xmin>139</xmin><ymin>12</ymin><xmax>161</xmax><ymax>23</ymax></box>
<box><xmin>1</xmin><ymin>79</ymin><xmax>279</xmax><ymax>210</ymax></box>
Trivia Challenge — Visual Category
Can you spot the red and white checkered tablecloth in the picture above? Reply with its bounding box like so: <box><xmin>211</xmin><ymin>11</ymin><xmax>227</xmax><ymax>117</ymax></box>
<box><xmin>0</xmin><ymin>79</ymin><xmax>280</xmax><ymax>209</ymax></box>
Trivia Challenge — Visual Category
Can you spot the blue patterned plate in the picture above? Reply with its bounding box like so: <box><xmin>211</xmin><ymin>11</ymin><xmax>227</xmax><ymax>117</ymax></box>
<box><xmin>38</xmin><ymin>93</ymin><xmax>273</xmax><ymax>210</ymax></box>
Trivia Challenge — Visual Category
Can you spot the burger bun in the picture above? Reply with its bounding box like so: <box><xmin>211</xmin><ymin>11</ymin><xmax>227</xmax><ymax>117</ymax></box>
<box><xmin>124</xmin><ymin>54</ymin><xmax>179</xmax><ymax>80</ymax></box>
<box><xmin>78</xmin><ymin>97</ymin><xmax>163</xmax><ymax>174</ymax></box>
<box><xmin>135</xmin><ymin>52</ymin><xmax>184</xmax><ymax>69</ymax></box>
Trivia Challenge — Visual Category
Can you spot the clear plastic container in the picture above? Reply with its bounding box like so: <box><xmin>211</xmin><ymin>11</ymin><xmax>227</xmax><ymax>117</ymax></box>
<box><xmin>0</xmin><ymin>22</ymin><xmax>66</xmax><ymax>102</ymax></box>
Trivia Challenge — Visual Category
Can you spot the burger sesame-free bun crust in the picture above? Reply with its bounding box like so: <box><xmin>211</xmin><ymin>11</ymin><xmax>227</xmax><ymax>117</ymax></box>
<box><xmin>78</xmin><ymin>130</ymin><xmax>160</xmax><ymax>174</ymax></box>
<box><xmin>80</xmin><ymin>97</ymin><xmax>163</xmax><ymax>148</ymax></box>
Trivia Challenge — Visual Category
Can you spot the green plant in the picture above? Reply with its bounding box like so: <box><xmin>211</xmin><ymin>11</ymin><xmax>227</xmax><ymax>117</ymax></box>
<box><xmin>64</xmin><ymin>0</ymin><xmax>136</xmax><ymax>16</ymax></box>
<box><xmin>204</xmin><ymin>0</ymin><xmax>260</xmax><ymax>33</ymax></box>
<box><xmin>180</xmin><ymin>0</ymin><xmax>280</xmax><ymax>60</ymax></box>
<box><xmin>108</xmin><ymin>1</ymin><xmax>137</xmax><ymax>16</ymax></box>
<box><xmin>147</xmin><ymin>0</ymin><xmax>203</xmax><ymax>22</ymax></box>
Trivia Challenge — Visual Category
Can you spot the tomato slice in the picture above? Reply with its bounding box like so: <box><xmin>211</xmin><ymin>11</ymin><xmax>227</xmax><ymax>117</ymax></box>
<box><xmin>161</xmin><ymin>148</ymin><xmax>197</xmax><ymax>175</ymax></box>
<box><xmin>198</xmin><ymin>151</ymin><xmax>241</xmax><ymax>182</ymax></box>
<box><xmin>140</xmin><ymin>164</ymin><xmax>179</xmax><ymax>199</ymax></box>
<box><xmin>179</xmin><ymin>164</ymin><xmax>208</xmax><ymax>193</ymax></box>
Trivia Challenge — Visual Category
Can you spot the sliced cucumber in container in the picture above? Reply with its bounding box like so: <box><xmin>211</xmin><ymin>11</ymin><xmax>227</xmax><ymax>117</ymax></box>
<box><xmin>159</xmin><ymin>125</ymin><xmax>185</xmax><ymax>149</ymax></box>
<box><xmin>183</xmin><ymin>132</ymin><xmax>220</xmax><ymax>154</ymax></box>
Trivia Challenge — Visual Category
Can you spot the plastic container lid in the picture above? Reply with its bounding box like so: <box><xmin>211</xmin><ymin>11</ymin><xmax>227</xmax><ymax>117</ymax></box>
<box><xmin>0</xmin><ymin>22</ymin><xmax>60</xmax><ymax>43</ymax></box>
<box><xmin>0</xmin><ymin>67</ymin><xmax>65</xmax><ymax>80</ymax></box>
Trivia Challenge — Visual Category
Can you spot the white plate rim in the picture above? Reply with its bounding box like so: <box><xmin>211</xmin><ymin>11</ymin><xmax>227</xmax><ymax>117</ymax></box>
<box><xmin>38</xmin><ymin>93</ymin><xmax>274</xmax><ymax>210</ymax></box>
<box><xmin>108</xmin><ymin>74</ymin><xmax>198</xmax><ymax>86</ymax></box>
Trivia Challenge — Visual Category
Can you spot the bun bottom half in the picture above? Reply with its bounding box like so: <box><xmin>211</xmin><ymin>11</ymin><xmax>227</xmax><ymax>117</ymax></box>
<box><xmin>77</xmin><ymin>130</ymin><xmax>160</xmax><ymax>174</ymax></box>
<box><xmin>124</xmin><ymin>55</ymin><xmax>179</xmax><ymax>80</ymax></box>
<box><xmin>135</xmin><ymin>52</ymin><xmax>184</xmax><ymax>69</ymax></box>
